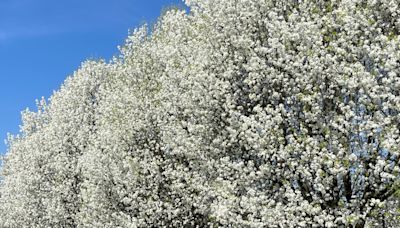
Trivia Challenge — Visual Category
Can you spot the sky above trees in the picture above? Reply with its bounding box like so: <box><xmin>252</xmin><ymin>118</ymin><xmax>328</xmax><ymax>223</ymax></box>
<box><xmin>0</xmin><ymin>0</ymin><xmax>184</xmax><ymax>154</ymax></box>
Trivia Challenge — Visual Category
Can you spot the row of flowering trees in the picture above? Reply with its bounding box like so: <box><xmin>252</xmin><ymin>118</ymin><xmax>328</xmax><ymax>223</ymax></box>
<box><xmin>1</xmin><ymin>0</ymin><xmax>400</xmax><ymax>227</ymax></box>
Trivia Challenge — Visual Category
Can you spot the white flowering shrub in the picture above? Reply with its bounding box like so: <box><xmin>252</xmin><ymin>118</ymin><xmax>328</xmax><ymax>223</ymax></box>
<box><xmin>1</xmin><ymin>0</ymin><xmax>400</xmax><ymax>227</ymax></box>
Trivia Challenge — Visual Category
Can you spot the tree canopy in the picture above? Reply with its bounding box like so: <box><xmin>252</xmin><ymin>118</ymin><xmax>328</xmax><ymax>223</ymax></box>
<box><xmin>1</xmin><ymin>0</ymin><xmax>400</xmax><ymax>227</ymax></box>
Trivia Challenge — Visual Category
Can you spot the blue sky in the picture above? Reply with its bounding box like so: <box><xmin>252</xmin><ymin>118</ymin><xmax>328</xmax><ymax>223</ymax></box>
<box><xmin>0</xmin><ymin>0</ymin><xmax>185</xmax><ymax>154</ymax></box>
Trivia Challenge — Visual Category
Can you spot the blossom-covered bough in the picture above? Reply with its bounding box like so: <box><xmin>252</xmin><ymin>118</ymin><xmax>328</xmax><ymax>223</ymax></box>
<box><xmin>0</xmin><ymin>0</ymin><xmax>399</xmax><ymax>227</ymax></box>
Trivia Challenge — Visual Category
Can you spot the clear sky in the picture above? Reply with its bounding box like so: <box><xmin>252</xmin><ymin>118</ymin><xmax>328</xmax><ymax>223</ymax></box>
<box><xmin>0</xmin><ymin>0</ymin><xmax>185</xmax><ymax>154</ymax></box>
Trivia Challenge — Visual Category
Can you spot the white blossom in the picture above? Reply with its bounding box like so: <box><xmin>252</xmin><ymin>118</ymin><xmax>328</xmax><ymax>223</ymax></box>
<box><xmin>1</xmin><ymin>0</ymin><xmax>400</xmax><ymax>227</ymax></box>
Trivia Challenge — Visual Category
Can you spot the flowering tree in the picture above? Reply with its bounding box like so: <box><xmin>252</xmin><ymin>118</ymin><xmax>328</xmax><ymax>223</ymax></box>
<box><xmin>1</xmin><ymin>0</ymin><xmax>399</xmax><ymax>227</ymax></box>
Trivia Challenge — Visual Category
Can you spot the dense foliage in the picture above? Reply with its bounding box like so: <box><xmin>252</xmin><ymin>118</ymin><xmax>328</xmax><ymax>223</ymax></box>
<box><xmin>1</xmin><ymin>0</ymin><xmax>400</xmax><ymax>227</ymax></box>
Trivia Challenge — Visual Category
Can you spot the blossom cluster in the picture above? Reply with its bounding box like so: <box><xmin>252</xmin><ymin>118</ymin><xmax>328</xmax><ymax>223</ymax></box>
<box><xmin>1</xmin><ymin>0</ymin><xmax>400</xmax><ymax>227</ymax></box>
